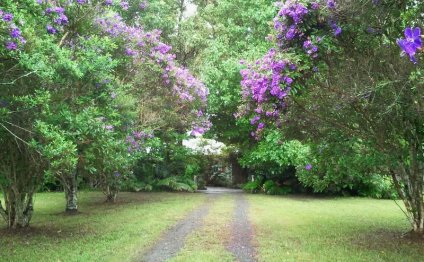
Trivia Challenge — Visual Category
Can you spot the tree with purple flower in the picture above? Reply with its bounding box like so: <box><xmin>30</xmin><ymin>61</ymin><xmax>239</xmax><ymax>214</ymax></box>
<box><xmin>397</xmin><ymin>27</ymin><xmax>422</xmax><ymax>63</ymax></box>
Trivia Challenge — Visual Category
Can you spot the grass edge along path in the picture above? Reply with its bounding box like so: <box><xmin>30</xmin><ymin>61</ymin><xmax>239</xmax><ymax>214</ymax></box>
<box><xmin>247</xmin><ymin>195</ymin><xmax>424</xmax><ymax>262</ymax></box>
<box><xmin>169</xmin><ymin>194</ymin><xmax>236</xmax><ymax>262</ymax></box>
<box><xmin>227</xmin><ymin>194</ymin><xmax>257</xmax><ymax>262</ymax></box>
<box><xmin>0</xmin><ymin>192</ymin><xmax>206</xmax><ymax>262</ymax></box>
<box><xmin>140</xmin><ymin>194</ymin><xmax>217</xmax><ymax>262</ymax></box>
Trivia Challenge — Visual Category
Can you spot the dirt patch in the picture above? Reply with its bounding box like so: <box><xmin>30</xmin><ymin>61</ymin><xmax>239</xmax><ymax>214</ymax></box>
<box><xmin>227</xmin><ymin>194</ymin><xmax>257</xmax><ymax>262</ymax></box>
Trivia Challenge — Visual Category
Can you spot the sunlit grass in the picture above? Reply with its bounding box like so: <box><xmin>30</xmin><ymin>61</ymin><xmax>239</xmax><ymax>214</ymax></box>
<box><xmin>247</xmin><ymin>195</ymin><xmax>424</xmax><ymax>262</ymax></box>
<box><xmin>1</xmin><ymin>191</ymin><xmax>206</xmax><ymax>262</ymax></box>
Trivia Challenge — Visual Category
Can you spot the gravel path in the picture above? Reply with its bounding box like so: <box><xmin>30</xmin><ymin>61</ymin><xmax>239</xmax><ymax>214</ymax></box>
<box><xmin>228</xmin><ymin>194</ymin><xmax>257</xmax><ymax>262</ymax></box>
<box><xmin>139</xmin><ymin>188</ymin><xmax>256</xmax><ymax>262</ymax></box>
<box><xmin>139</xmin><ymin>195</ymin><xmax>216</xmax><ymax>262</ymax></box>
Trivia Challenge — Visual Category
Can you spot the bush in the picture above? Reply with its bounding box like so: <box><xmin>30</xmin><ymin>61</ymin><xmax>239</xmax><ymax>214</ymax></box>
<box><xmin>242</xmin><ymin>180</ymin><xmax>262</xmax><ymax>193</ymax></box>
<box><xmin>262</xmin><ymin>180</ymin><xmax>291</xmax><ymax>195</ymax></box>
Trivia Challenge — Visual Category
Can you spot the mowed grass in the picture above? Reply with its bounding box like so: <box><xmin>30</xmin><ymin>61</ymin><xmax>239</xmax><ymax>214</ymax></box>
<box><xmin>170</xmin><ymin>194</ymin><xmax>235</xmax><ymax>262</ymax></box>
<box><xmin>0</xmin><ymin>191</ymin><xmax>206</xmax><ymax>262</ymax></box>
<box><xmin>247</xmin><ymin>195</ymin><xmax>424</xmax><ymax>262</ymax></box>
<box><xmin>2</xmin><ymin>192</ymin><xmax>424</xmax><ymax>262</ymax></box>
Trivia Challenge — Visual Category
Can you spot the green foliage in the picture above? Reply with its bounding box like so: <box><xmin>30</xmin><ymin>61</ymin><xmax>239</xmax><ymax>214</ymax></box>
<box><xmin>155</xmin><ymin>177</ymin><xmax>197</xmax><ymax>192</ymax></box>
<box><xmin>242</xmin><ymin>180</ymin><xmax>261</xmax><ymax>193</ymax></box>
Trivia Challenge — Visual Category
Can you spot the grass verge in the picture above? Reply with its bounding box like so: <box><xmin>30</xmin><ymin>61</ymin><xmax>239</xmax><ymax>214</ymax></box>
<box><xmin>247</xmin><ymin>195</ymin><xmax>424</xmax><ymax>262</ymax></box>
<box><xmin>170</xmin><ymin>194</ymin><xmax>236</xmax><ymax>262</ymax></box>
<box><xmin>1</xmin><ymin>191</ymin><xmax>206</xmax><ymax>262</ymax></box>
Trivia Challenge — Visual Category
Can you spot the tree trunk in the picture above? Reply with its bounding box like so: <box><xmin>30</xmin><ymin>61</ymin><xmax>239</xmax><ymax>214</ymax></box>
<box><xmin>105</xmin><ymin>185</ymin><xmax>117</xmax><ymax>203</ymax></box>
<box><xmin>0</xmin><ymin>190</ymin><xmax>34</xmax><ymax>228</ymax></box>
<box><xmin>64</xmin><ymin>171</ymin><xmax>78</xmax><ymax>214</ymax></box>
<box><xmin>230</xmin><ymin>154</ymin><xmax>248</xmax><ymax>186</ymax></box>
<box><xmin>391</xmin><ymin>164</ymin><xmax>424</xmax><ymax>236</ymax></box>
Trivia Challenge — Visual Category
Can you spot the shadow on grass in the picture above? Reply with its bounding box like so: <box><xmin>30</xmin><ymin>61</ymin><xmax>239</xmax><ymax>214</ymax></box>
<box><xmin>0</xmin><ymin>224</ymin><xmax>96</xmax><ymax>239</ymax></box>
<box><xmin>266</xmin><ymin>194</ymin><xmax>338</xmax><ymax>202</ymax></box>
<box><xmin>351</xmin><ymin>228</ymin><xmax>424</xmax><ymax>251</ymax></box>
<box><xmin>82</xmin><ymin>191</ymin><xmax>183</xmax><ymax>208</ymax></box>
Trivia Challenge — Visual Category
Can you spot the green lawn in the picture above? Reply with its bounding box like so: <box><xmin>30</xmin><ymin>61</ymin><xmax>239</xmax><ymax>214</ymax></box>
<box><xmin>1</xmin><ymin>192</ymin><xmax>423</xmax><ymax>262</ymax></box>
<box><xmin>0</xmin><ymin>191</ymin><xmax>206</xmax><ymax>262</ymax></box>
<box><xmin>248</xmin><ymin>195</ymin><xmax>424</xmax><ymax>262</ymax></box>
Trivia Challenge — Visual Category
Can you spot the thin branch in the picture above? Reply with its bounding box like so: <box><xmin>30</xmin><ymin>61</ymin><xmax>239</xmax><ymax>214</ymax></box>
<box><xmin>2</xmin><ymin>121</ymin><xmax>34</xmax><ymax>134</ymax></box>
<box><xmin>59</xmin><ymin>31</ymin><xmax>69</xmax><ymax>48</ymax></box>
<box><xmin>0</xmin><ymin>71</ymin><xmax>36</xmax><ymax>85</ymax></box>
<box><xmin>0</xmin><ymin>123</ymin><xmax>42</xmax><ymax>155</ymax></box>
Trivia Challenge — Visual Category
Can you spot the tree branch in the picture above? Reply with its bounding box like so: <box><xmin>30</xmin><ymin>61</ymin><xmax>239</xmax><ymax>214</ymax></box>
<box><xmin>0</xmin><ymin>71</ymin><xmax>36</xmax><ymax>85</ymax></box>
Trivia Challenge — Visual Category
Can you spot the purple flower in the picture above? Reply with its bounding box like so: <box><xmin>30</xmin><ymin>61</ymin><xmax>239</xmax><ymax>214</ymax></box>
<box><xmin>334</xmin><ymin>26</ymin><xmax>342</xmax><ymax>36</ymax></box>
<box><xmin>305</xmin><ymin>164</ymin><xmax>312</xmax><ymax>170</ymax></box>
<box><xmin>114</xmin><ymin>171</ymin><xmax>121</xmax><ymax>177</ymax></box>
<box><xmin>285</xmin><ymin>25</ymin><xmax>297</xmax><ymax>40</ymax></box>
<box><xmin>139</xmin><ymin>0</ymin><xmax>148</xmax><ymax>9</ymax></box>
<box><xmin>120</xmin><ymin>1</ymin><xmax>129</xmax><ymax>10</ymax></box>
<box><xmin>5</xmin><ymin>41</ymin><xmax>17</xmax><ymax>50</ymax></box>
<box><xmin>76</xmin><ymin>0</ymin><xmax>87</xmax><ymax>4</ymax></box>
<box><xmin>327</xmin><ymin>0</ymin><xmax>336</xmax><ymax>9</ymax></box>
<box><xmin>397</xmin><ymin>27</ymin><xmax>422</xmax><ymax>63</ymax></box>
<box><xmin>54</xmin><ymin>7</ymin><xmax>65</xmax><ymax>14</ymax></box>
<box><xmin>18</xmin><ymin>36</ymin><xmax>26</xmax><ymax>45</ymax></box>
<box><xmin>190</xmin><ymin>127</ymin><xmax>205</xmax><ymax>137</ymax></box>
<box><xmin>250</xmin><ymin>115</ymin><xmax>260</xmax><ymax>125</ymax></box>
<box><xmin>10</xmin><ymin>28</ymin><xmax>21</xmax><ymax>38</ymax></box>
<box><xmin>105</xmin><ymin>0</ymin><xmax>113</xmax><ymax>5</ymax></box>
<box><xmin>303</xmin><ymin>40</ymin><xmax>312</xmax><ymax>49</ymax></box>
<box><xmin>311</xmin><ymin>2</ymin><xmax>319</xmax><ymax>10</ymax></box>
<box><xmin>330</xmin><ymin>21</ymin><xmax>342</xmax><ymax>37</ymax></box>
<box><xmin>54</xmin><ymin>14</ymin><xmax>68</xmax><ymax>25</ymax></box>
<box><xmin>257</xmin><ymin>122</ymin><xmax>265</xmax><ymax>129</ymax></box>
<box><xmin>104</xmin><ymin>125</ymin><xmax>114</xmax><ymax>130</ymax></box>
<box><xmin>3</xmin><ymin>13</ymin><xmax>13</xmax><ymax>22</ymax></box>
<box><xmin>46</xmin><ymin>24</ymin><xmax>57</xmax><ymax>34</ymax></box>
<box><xmin>125</xmin><ymin>48</ymin><xmax>136</xmax><ymax>56</ymax></box>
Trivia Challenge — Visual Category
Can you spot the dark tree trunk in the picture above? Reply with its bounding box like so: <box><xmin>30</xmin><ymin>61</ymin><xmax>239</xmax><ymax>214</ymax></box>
<box><xmin>0</xmin><ymin>190</ymin><xmax>34</xmax><ymax>228</ymax></box>
<box><xmin>64</xmin><ymin>170</ymin><xmax>78</xmax><ymax>214</ymax></box>
<box><xmin>390</xmin><ymin>142</ymin><xmax>424</xmax><ymax>235</ymax></box>
<box><xmin>0</xmin><ymin>141</ymin><xmax>42</xmax><ymax>228</ymax></box>
<box><xmin>105</xmin><ymin>185</ymin><xmax>118</xmax><ymax>203</ymax></box>
<box><xmin>230</xmin><ymin>154</ymin><xmax>248</xmax><ymax>186</ymax></box>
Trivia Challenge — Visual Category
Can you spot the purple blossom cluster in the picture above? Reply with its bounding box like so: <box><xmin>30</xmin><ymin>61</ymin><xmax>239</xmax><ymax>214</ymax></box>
<box><xmin>330</xmin><ymin>21</ymin><xmax>342</xmax><ymax>37</ymax></box>
<box><xmin>0</xmin><ymin>9</ymin><xmax>26</xmax><ymax>50</ymax></box>
<box><xmin>240</xmin><ymin>48</ymin><xmax>293</xmax><ymax>136</ymax></box>
<box><xmin>38</xmin><ymin>4</ymin><xmax>69</xmax><ymax>35</ymax></box>
<box><xmin>397</xmin><ymin>27</ymin><xmax>422</xmax><ymax>63</ymax></box>
<box><xmin>30</xmin><ymin>0</ymin><xmax>209</xmax><ymax>137</ymax></box>
<box><xmin>303</xmin><ymin>39</ymin><xmax>318</xmax><ymax>58</ymax></box>
<box><xmin>273</xmin><ymin>1</ymin><xmax>309</xmax><ymax>45</ymax></box>
<box><xmin>238</xmin><ymin>1</ymin><xmax>348</xmax><ymax>138</ymax></box>
<box><xmin>126</xmin><ymin>131</ymin><xmax>154</xmax><ymax>152</ymax></box>
<box><xmin>190</xmin><ymin>119</ymin><xmax>212</xmax><ymax>137</ymax></box>
<box><xmin>95</xmin><ymin>10</ymin><xmax>209</xmax><ymax>133</ymax></box>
